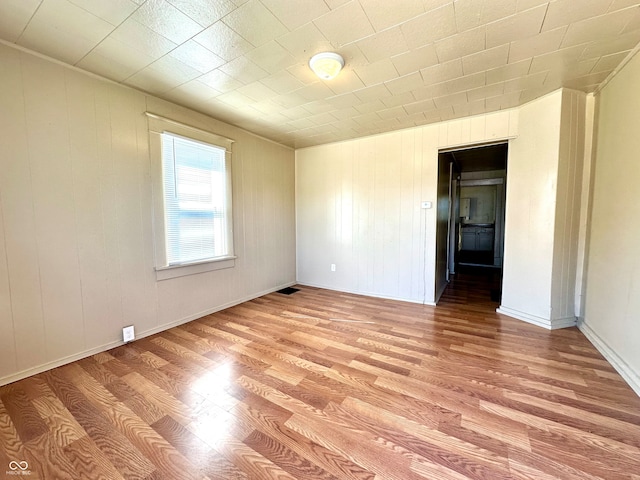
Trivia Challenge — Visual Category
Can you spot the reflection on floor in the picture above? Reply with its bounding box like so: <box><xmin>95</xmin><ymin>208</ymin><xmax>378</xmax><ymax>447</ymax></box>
<box><xmin>439</xmin><ymin>264</ymin><xmax>502</xmax><ymax>311</ymax></box>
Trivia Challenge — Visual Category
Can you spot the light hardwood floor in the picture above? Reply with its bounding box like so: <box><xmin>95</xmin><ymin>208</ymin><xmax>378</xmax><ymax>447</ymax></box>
<box><xmin>1</xmin><ymin>275</ymin><xmax>639</xmax><ymax>479</ymax></box>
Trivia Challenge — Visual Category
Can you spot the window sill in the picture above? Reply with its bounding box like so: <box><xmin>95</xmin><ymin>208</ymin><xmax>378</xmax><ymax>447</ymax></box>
<box><xmin>155</xmin><ymin>256</ymin><xmax>237</xmax><ymax>281</ymax></box>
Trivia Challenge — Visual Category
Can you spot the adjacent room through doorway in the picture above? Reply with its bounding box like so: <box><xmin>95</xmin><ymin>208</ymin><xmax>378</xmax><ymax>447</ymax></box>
<box><xmin>435</xmin><ymin>143</ymin><xmax>508</xmax><ymax>306</ymax></box>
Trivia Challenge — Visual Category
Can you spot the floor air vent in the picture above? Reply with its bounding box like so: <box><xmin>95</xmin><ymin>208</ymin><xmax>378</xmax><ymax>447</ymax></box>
<box><xmin>276</xmin><ymin>287</ymin><xmax>300</xmax><ymax>295</ymax></box>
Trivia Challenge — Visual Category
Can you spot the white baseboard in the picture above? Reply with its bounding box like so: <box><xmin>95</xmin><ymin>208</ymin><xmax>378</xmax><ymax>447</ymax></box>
<box><xmin>496</xmin><ymin>306</ymin><xmax>577</xmax><ymax>330</ymax></box>
<box><xmin>295</xmin><ymin>281</ymin><xmax>429</xmax><ymax>305</ymax></box>
<box><xmin>0</xmin><ymin>281</ymin><xmax>296</xmax><ymax>387</ymax></box>
<box><xmin>578</xmin><ymin>321</ymin><xmax>640</xmax><ymax>398</ymax></box>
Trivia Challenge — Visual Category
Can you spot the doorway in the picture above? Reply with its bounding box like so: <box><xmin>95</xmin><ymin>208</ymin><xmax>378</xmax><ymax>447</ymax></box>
<box><xmin>435</xmin><ymin>143</ymin><xmax>508</xmax><ymax>305</ymax></box>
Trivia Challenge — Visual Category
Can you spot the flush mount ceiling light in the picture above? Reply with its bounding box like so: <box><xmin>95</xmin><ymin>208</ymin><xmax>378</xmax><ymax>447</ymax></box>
<box><xmin>309</xmin><ymin>52</ymin><xmax>344</xmax><ymax>80</ymax></box>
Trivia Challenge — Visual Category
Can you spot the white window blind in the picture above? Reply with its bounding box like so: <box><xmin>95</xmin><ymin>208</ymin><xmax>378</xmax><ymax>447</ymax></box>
<box><xmin>161</xmin><ymin>133</ymin><xmax>230</xmax><ymax>265</ymax></box>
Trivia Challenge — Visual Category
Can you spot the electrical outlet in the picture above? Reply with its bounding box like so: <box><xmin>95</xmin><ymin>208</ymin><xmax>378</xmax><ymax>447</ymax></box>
<box><xmin>330</xmin><ymin>264</ymin><xmax>336</xmax><ymax>272</ymax></box>
<box><xmin>122</xmin><ymin>325</ymin><xmax>135</xmax><ymax>343</ymax></box>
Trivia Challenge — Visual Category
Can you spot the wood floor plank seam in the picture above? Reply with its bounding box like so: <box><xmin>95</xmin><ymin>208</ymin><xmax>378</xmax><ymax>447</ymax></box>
<box><xmin>1</xmin><ymin>278</ymin><xmax>639</xmax><ymax>479</ymax></box>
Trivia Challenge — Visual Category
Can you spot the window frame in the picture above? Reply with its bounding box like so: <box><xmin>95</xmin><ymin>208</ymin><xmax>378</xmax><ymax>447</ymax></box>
<box><xmin>147</xmin><ymin>113</ymin><xmax>236</xmax><ymax>280</ymax></box>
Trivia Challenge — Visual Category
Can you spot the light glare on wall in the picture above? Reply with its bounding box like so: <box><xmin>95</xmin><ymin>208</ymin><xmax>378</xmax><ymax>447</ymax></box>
<box><xmin>309</xmin><ymin>52</ymin><xmax>344</xmax><ymax>80</ymax></box>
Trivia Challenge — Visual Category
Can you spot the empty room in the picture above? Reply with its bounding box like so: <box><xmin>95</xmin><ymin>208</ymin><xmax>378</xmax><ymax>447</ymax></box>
<box><xmin>1</xmin><ymin>0</ymin><xmax>639</xmax><ymax>478</ymax></box>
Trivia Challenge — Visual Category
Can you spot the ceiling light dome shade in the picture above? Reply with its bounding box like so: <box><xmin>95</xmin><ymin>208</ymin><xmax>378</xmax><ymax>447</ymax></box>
<box><xmin>309</xmin><ymin>52</ymin><xmax>344</xmax><ymax>80</ymax></box>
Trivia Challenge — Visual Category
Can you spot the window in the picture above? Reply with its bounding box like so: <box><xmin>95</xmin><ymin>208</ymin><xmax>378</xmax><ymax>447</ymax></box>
<box><xmin>162</xmin><ymin>133</ymin><xmax>230</xmax><ymax>265</ymax></box>
<box><xmin>147</xmin><ymin>113</ymin><xmax>235</xmax><ymax>279</ymax></box>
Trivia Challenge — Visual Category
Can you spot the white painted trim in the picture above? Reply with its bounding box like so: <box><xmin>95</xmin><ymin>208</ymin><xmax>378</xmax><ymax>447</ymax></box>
<box><xmin>496</xmin><ymin>306</ymin><xmax>576</xmax><ymax>330</ymax></box>
<box><xmin>296</xmin><ymin>282</ymin><xmax>431</xmax><ymax>305</ymax></box>
<box><xmin>434</xmin><ymin>281</ymin><xmax>448</xmax><ymax>304</ymax></box>
<box><xmin>579</xmin><ymin>321</ymin><xmax>640</xmax><ymax>398</ymax></box>
<box><xmin>0</xmin><ymin>282</ymin><xmax>295</xmax><ymax>387</ymax></box>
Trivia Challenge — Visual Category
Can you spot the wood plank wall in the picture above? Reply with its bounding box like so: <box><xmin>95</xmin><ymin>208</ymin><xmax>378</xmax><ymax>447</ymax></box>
<box><xmin>0</xmin><ymin>43</ymin><xmax>296</xmax><ymax>385</ymax></box>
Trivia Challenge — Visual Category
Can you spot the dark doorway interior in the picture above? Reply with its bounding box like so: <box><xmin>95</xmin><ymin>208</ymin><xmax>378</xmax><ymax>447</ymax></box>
<box><xmin>439</xmin><ymin>143</ymin><xmax>507</xmax><ymax>305</ymax></box>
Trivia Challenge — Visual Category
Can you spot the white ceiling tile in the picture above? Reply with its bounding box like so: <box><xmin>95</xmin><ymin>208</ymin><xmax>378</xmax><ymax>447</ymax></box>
<box><xmin>353</xmin><ymin>110</ymin><xmax>383</xmax><ymax>123</ymax></box>
<box><xmin>1</xmin><ymin>0</ymin><xmax>635</xmax><ymax>148</ymax></box>
<box><xmin>516</xmin><ymin>0</ymin><xmax>549</xmax><ymax>12</ymax></box>
<box><xmin>529</xmin><ymin>45</ymin><xmax>588</xmax><ymax>73</ymax></box>
<box><xmin>503</xmin><ymin>70</ymin><xmax>548</xmax><ymax>92</ymax></box>
<box><xmin>591</xmin><ymin>50</ymin><xmax>631</xmax><ymax>73</ymax></box>
<box><xmin>485</xmin><ymin>5</ymin><xmax>547</xmax><ymax>49</ymax></box>
<box><xmin>77</xmin><ymin>37</ymin><xmax>155</xmax><ymax>80</ymax></box>
<box><xmin>126</xmin><ymin>65</ymin><xmax>192</xmax><ymax>94</ymax></box>
<box><xmin>280</xmin><ymin>105</ymin><xmax>314</xmax><ymax>119</ymax></box>
<box><xmin>135</xmin><ymin>54</ymin><xmax>200</xmax><ymax>83</ymax></box>
<box><xmin>401</xmin><ymin>3</ymin><xmax>457</xmax><ymax>49</ymax></box>
<box><xmin>485</xmin><ymin>58</ymin><xmax>532</xmax><ymax>84</ymax></box>
<box><xmin>563</xmin><ymin>71</ymin><xmax>610</xmax><ymax>90</ymax></box>
<box><xmin>169</xmin><ymin>40</ymin><xmax>225</xmax><ymax>73</ymax></box>
<box><xmin>110</xmin><ymin>17</ymin><xmax>178</xmax><ymax>58</ymax></box>
<box><xmin>462</xmin><ymin>45</ymin><xmax>509</xmax><ymax>75</ymax></box>
<box><xmin>580</xmin><ymin>30</ymin><xmax>640</xmax><ymax>59</ymax></box>
<box><xmin>296</xmin><ymin>82</ymin><xmax>335</xmax><ymax>102</ymax></box>
<box><xmin>353</xmin><ymin>58</ymin><xmax>399</xmax><ymax>86</ymax></box>
<box><xmin>485</xmin><ymin>90</ymin><xmax>521</xmax><ymax>109</ymax></box>
<box><xmin>166</xmin><ymin>0</ymin><xmax>236</xmax><ymax>27</ymax></box>
<box><xmin>217</xmin><ymin>90</ymin><xmax>257</xmax><ymax>107</ymax></box>
<box><xmin>381</xmin><ymin>91</ymin><xmax>416</xmax><ymax>108</ymax></box>
<box><xmin>454</xmin><ymin>0</ymin><xmax>517</xmax><ymax>32</ymax></box>
<box><xmin>326</xmin><ymin>93</ymin><xmax>362</xmax><ymax>109</ymax></box>
<box><xmin>412</xmin><ymin>82</ymin><xmax>451</xmax><ymax>100</ymax></box>
<box><xmin>324</xmin><ymin>0</ymin><xmax>351</xmax><ymax>9</ymax></box>
<box><xmin>307</xmin><ymin>111</ymin><xmax>339</xmax><ymax>125</ymax></box>
<box><xmin>68</xmin><ymin>0</ymin><xmax>139</xmax><ymax>26</ymax></box>
<box><xmin>131</xmin><ymin>0</ymin><xmax>202</xmax><ymax>44</ymax></box>
<box><xmin>251</xmin><ymin>99</ymin><xmax>285</xmax><ymax>114</ymax></box>
<box><xmin>199</xmin><ymin>68</ymin><xmax>244</xmax><ymax>92</ymax></box>
<box><xmin>166</xmin><ymin>80</ymin><xmax>221</xmax><ymax>101</ymax></box>
<box><xmin>384</xmin><ymin>72</ymin><xmax>424</xmax><ymax>94</ymax></box>
<box><xmin>609</xmin><ymin>0</ymin><xmax>640</xmax><ymax>11</ymax></box>
<box><xmin>193</xmin><ymin>21</ymin><xmax>254</xmax><ymax>61</ymax></box>
<box><xmin>19</xmin><ymin>0</ymin><xmax>114</xmax><ymax>64</ymax></box>
<box><xmin>434</xmin><ymin>91</ymin><xmax>467</xmax><ymax>108</ymax></box>
<box><xmin>621</xmin><ymin>6</ymin><xmax>640</xmax><ymax>33</ymax></box>
<box><xmin>443</xmin><ymin>72</ymin><xmax>486</xmax><ymax>94</ymax></box>
<box><xmin>352</xmin><ymin>84</ymin><xmax>392</xmax><ymax>102</ymax></box>
<box><xmin>356</xmin><ymin>27</ymin><xmax>409</xmax><ymax>63</ymax></box>
<box><xmin>391</xmin><ymin>44</ymin><xmax>439</xmax><ymax>76</ymax></box>
<box><xmin>508</xmin><ymin>26</ymin><xmax>566</xmax><ymax>63</ymax></box>
<box><xmin>284</xmin><ymin>117</ymin><xmax>316</xmax><ymax>130</ymax></box>
<box><xmin>260</xmin><ymin>71</ymin><xmax>305</xmax><ymax>94</ymax></box>
<box><xmin>261</xmin><ymin>0</ymin><xmax>330</xmax><ymax>30</ymax></box>
<box><xmin>435</xmin><ymin>26</ymin><xmax>486</xmax><ymax>63</ymax></box>
<box><xmin>236</xmin><ymin>81</ymin><xmax>278</xmax><ymax>101</ymax></box>
<box><xmin>330</xmin><ymin>106</ymin><xmax>360</xmax><ymax>119</ymax></box>
<box><xmin>477</xmin><ymin>0</ymin><xmax>518</xmax><ymax>24</ymax></box>
<box><xmin>220</xmin><ymin>56</ymin><xmax>269</xmax><ymax>83</ymax></box>
<box><xmin>466</xmin><ymin>82</ymin><xmax>505</xmax><ymax>102</ymax></box>
<box><xmin>543</xmin><ymin>58</ymin><xmax>598</xmax><ymax>85</ymax></box>
<box><xmin>561</xmin><ymin>9</ymin><xmax>631</xmax><ymax>48</ymax></box>
<box><xmin>453</xmin><ymin>0</ymin><xmax>484</xmax><ymax>33</ymax></box>
<box><xmin>376</xmin><ymin>105</ymin><xmax>408</xmax><ymax>120</ymax></box>
<box><xmin>453</xmin><ymin>98</ymin><xmax>487</xmax><ymax>116</ymax></box>
<box><xmin>325</xmin><ymin>69</ymin><xmax>367</xmax><ymax>95</ymax></box>
<box><xmin>245</xmin><ymin>41</ymin><xmax>296</xmax><ymax>74</ymax></box>
<box><xmin>421</xmin><ymin>59</ymin><xmax>464</xmax><ymax>85</ymax></box>
<box><xmin>359</xmin><ymin>0</ymin><xmax>426</xmax><ymax>31</ymax></box>
<box><xmin>541</xmin><ymin>0</ymin><xmax>611</xmax><ymax>31</ymax></box>
<box><xmin>276</xmin><ymin>22</ymin><xmax>331</xmax><ymax>58</ymax></box>
<box><xmin>223</xmin><ymin>0</ymin><xmax>287</xmax><ymax>47</ymax></box>
<box><xmin>313</xmin><ymin>1</ymin><xmax>375</xmax><ymax>46</ymax></box>
<box><xmin>0</xmin><ymin>0</ymin><xmax>40</xmax><ymax>42</ymax></box>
